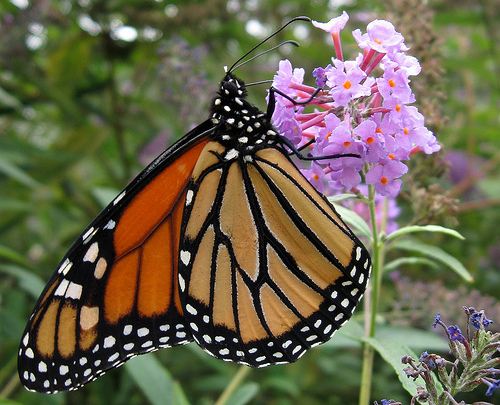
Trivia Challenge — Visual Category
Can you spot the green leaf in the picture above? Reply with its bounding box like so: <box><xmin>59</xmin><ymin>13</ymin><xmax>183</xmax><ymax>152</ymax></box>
<box><xmin>322</xmin><ymin>319</ymin><xmax>365</xmax><ymax>349</ymax></box>
<box><xmin>384</xmin><ymin>257</ymin><xmax>439</xmax><ymax>272</ymax></box>
<box><xmin>0</xmin><ymin>86</ymin><xmax>22</xmax><ymax>109</ymax></box>
<box><xmin>385</xmin><ymin>225</ymin><xmax>464</xmax><ymax>243</ymax></box>
<box><xmin>364</xmin><ymin>335</ymin><xmax>444</xmax><ymax>400</ymax></box>
<box><xmin>332</xmin><ymin>203</ymin><xmax>372</xmax><ymax>240</ymax></box>
<box><xmin>328</xmin><ymin>193</ymin><xmax>361</xmax><ymax>202</ymax></box>
<box><xmin>0</xmin><ymin>264</ymin><xmax>46</xmax><ymax>299</ymax></box>
<box><xmin>375</xmin><ymin>326</ymin><xmax>450</xmax><ymax>353</ymax></box>
<box><xmin>0</xmin><ymin>245</ymin><xmax>33</xmax><ymax>268</ymax></box>
<box><xmin>221</xmin><ymin>382</ymin><xmax>260</xmax><ymax>405</ymax></box>
<box><xmin>125</xmin><ymin>354</ymin><xmax>190</xmax><ymax>405</ymax></box>
<box><xmin>47</xmin><ymin>35</ymin><xmax>94</xmax><ymax>93</ymax></box>
<box><xmin>390</xmin><ymin>240</ymin><xmax>473</xmax><ymax>282</ymax></box>
<box><xmin>0</xmin><ymin>198</ymin><xmax>34</xmax><ymax>213</ymax></box>
<box><xmin>0</xmin><ymin>399</ymin><xmax>30</xmax><ymax>405</ymax></box>
<box><xmin>0</xmin><ymin>156</ymin><xmax>38</xmax><ymax>188</ymax></box>
<box><xmin>91</xmin><ymin>187</ymin><xmax>120</xmax><ymax>208</ymax></box>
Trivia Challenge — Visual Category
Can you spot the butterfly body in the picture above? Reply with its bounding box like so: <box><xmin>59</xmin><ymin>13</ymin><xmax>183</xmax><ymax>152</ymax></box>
<box><xmin>19</xmin><ymin>71</ymin><xmax>370</xmax><ymax>393</ymax></box>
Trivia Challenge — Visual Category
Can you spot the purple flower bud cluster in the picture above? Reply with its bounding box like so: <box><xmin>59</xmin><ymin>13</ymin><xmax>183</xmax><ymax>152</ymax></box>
<box><xmin>270</xmin><ymin>11</ymin><xmax>440</xmax><ymax>198</ymax></box>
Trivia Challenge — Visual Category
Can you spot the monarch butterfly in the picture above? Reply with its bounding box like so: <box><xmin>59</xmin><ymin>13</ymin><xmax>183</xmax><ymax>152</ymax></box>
<box><xmin>18</xmin><ymin>18</ymin><xmax>371</xmax><ymax>394</ymax></box>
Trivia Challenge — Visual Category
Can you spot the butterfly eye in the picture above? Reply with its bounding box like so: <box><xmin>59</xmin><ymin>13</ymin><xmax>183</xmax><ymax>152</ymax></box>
<box><xmin>222</xmin><ymin>80</ymin><xmax>239</xmax><ymax>96</ymax></box>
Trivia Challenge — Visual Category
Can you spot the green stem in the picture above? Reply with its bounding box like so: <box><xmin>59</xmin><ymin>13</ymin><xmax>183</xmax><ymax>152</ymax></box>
<box><xmin>359</xmin><ymin>185</ymin><xmax>386</xmax><ymax>405</ymax></box>
<box><xmin>214</xmin><ymin>366</ymin><xmax>252</xmax><ymax>405</ymax></box>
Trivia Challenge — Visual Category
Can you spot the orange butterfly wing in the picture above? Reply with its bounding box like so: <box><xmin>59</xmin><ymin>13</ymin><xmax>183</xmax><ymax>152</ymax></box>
<box><xmin>18</xmin><ymin>133</ymin><xmax>210</xmax><ymax>393</ymax></box>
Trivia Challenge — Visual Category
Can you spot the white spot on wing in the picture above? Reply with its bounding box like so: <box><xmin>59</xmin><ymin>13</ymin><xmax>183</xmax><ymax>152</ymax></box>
<box><xmin>178</xmin><ymin>274</ymin><xmax>185</xmax><ymax>292</ymax></box>
<box><xmin>55</xmin><ymin>279</ymin><xmax>70</xmax><ymax>297</ymax></box>
<box><xmin>124</xmin><ymin>343</ymin><xmax>134</xmax><ymax>351</ymax></box>
<box><xmin>108</xmin><ymin>352</ymin><xmax>120</xmax><ymax>362</ymax></box>
<box><xmin>58</xmin><ymin>259</ymin><xmax>73</xmax><ymax>275</ymax></box>
<box><xmin>186</xmin><ymin>190</ymin><xmax>194</xmax><ymax>206</ymax></box>
<box><xmin>94</xmin><ymin>257</ymin><xmax>107</xmax><ymax>279</ymax></box>
<box><xmin>356</xmin><ymin>247</ymin><xmax>362</xmax><ymax>261</ymax></box>
<box><xmin>83</xmin><ymin>242</ymin><xmax>99</xmax><ymax>263</ymax></box>
<box><xmin>186</xmin><ymin>304</ymin><xmax>197</xmax><ymax>315</ymax></box>
<box><xmin>82</xmin><ymin>227</ymin><xmax>95</xmax><ymax>242</ymax></box>
<box><xmin>180</xmin><ymin>251</ymin><xmax>191</xmax><ymax>266</ymax></box>
<box><xmin>65</xmin><ymin>282</ymin><xmax>83</xmax><ymax>300</ymax></box>
<box><xmin>123</xmin><ymin>324</ymin><xmax>133</xmax><ymax>335</ymax></box>
<box><xmin>103</xmin><ymin>336</ymin><xmax>116</xmax><ymax>349</ymax></box>
<box><xmin>104</xmin><ymin>219</ymin><xmax>116</xmax><ymax>230</ymax></box>
<box><xmin>225</xmin><ymin>149</ymin><xmax>239</xmax><ymax>160</ymax></box>
<box><xmin>137</xmin><ymin>327</ymin><xmax>149</xmax><ymax>337</ymax></box>
<box><xmin>80</xmin><ymin>306</ymin><xmax>99</xmax><ymax>330</ymax></box>
<box><xmin>113</xmin><ymin>191</ymin><xmax>126</xmax><ymax>205</ymax></box>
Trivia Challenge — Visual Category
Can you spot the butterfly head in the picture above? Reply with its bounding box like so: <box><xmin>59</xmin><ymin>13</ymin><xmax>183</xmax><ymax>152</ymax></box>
<box><xmin>220</xmin><ymin>72</ymin><xmax>248</xmax><ymax>99</ymax></box>
<box><xmin>210</xmin><ymin>72</ymin><xmax>271</xmax><ymax>133</ymax></box>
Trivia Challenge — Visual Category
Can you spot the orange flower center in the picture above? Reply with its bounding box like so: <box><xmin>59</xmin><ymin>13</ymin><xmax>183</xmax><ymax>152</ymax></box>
<box><xmin>313</xmin><ymin>173</ymin><xmax>319</xmax><ymax>181</ymax></box>
<box><xmin>388</xmin><ymin>78</ymin><xmax>395</xmax><ymax>88</ymax></box>
<box><xmin>366</xmin><ymin>137</ymin><xmax>374</xmax><ymax>144</ymax></box>
<box><xmin>343</xmin><ymin>141</ymin><xmax>351</xmax><ymax>147</ymax></box>
<box><xmin>404</xmin><ymin>127</ymin><xmax>409</xmax><ymax>135</ymax></box>
<box><xmin>380</xmin><ymin>176</ymin><xmax>388</xmax><ymax>185</ymax></box>
<box><xmin>343</xmin><ymin>80</ymin><xmax>352</xmax><ymax>90</ymax></box>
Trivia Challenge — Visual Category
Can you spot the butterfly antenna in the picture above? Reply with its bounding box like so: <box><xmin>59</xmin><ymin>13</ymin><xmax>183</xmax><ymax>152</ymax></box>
<box><xmin>245</xmin><ymin>79</ymin><xmax>273</xmax><ymax>87</ymax></box>
<box><xmin>230</xmin><ymin>40</ymin><xmax>299</xmax><ymax>72</ymax></box>
<box><xmin>228</xmin><ymin>16</ymin><xmax>311</xmax><ymax>73</ymax></box>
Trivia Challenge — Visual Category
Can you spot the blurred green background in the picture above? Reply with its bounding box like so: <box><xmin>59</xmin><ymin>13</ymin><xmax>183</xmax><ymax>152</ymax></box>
<box><xmin>1</xmin><ymin>0</ymin><xmax>499</xmax><ymax>404</ymax></box>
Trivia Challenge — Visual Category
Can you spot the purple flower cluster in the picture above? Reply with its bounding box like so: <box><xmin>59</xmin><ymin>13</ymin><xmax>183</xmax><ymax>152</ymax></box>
<box><xmin>270</xmin><ymin>12</ymin><xmax>440</xmax><ymax>198</ymax></box>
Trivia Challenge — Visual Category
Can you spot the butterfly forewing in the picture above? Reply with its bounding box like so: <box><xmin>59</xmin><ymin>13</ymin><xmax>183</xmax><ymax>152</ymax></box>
<box><xmin>178</xmin><ymin>104</ymin><xmax>370</xmax><ymax>367</ymax></box>
<box><xmin>18</xmin><ymin>133</ymin><xmax>211</xmax><ymax>393</ymax></box>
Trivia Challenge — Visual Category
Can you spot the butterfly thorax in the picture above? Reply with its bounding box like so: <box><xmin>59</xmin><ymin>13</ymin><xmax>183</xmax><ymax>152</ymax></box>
<box><xmin>209</xmin><ymin>73</ymin><xmax>280</xmax><ymax>154</ymax></box>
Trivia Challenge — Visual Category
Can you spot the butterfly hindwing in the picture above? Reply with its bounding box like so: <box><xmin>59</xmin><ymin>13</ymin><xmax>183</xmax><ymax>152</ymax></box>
<box><xmin>179</xmin><ymin>138</ymin><xmax>370</xmax><ymax>367</ymax></box>
<box><xmin>18</xmin><ymin>132</ymin><xmax>211</xmax><ymax>393</ymax></box>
